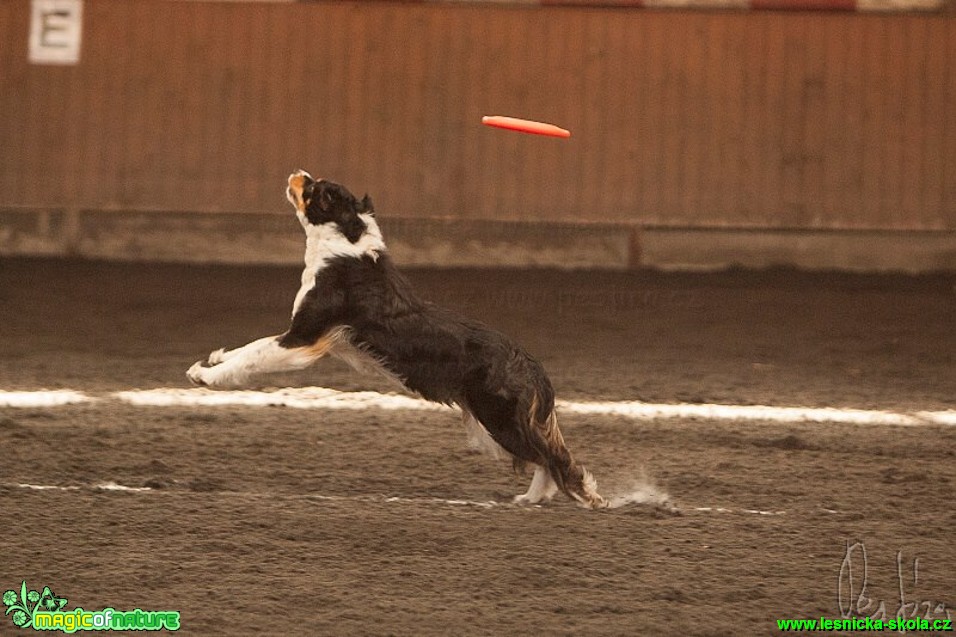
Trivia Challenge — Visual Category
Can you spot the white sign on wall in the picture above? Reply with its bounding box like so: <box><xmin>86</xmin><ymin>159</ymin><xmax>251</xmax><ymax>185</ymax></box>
<box><xmin>29</xmin><ymin>0</ymin><xmax>83</xmax><ymax>65</ymax></box>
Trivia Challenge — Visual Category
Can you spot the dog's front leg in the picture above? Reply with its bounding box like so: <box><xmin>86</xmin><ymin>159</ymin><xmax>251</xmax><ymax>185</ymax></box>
<box><xmin>187</xmin><ymin>334</ymin><xmax>323</xmax><ymax>388</ymax></box>
<box><xmin>205</xmin><ymin>335</ymin><xmax>276</xmax><ymax>366</ymax></box>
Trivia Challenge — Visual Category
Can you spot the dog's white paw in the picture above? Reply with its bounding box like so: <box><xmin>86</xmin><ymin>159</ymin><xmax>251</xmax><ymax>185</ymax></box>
<box><xmin>186</xmin><ymin>361</ymin><xmax>209</xmax><ymax>386</ymax></box>
<box><xmin>512</xmin><ymin>493</ymin><xmax>549</xmax><ymax>506</ymax></box>
<box><xmin>207</xmin><ymin>348</ymin><xmax>227</xmax><ymax>365</ymax></box>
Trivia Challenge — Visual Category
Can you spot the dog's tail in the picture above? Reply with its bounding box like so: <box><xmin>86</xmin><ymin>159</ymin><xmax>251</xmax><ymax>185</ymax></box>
<box><xmin>524</xmin><ymin>392</ymin><xmax>607</xmax><ymax>509</ymax></box>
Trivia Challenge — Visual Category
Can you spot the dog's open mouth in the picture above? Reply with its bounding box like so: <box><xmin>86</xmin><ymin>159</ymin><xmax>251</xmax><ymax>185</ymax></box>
<box><xmin>286</xmin><ymin>169</ymin><xmax>315</xmax><ymax>212</ymax></box>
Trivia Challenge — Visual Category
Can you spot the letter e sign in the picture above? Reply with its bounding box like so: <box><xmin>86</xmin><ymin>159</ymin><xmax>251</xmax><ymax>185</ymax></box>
<box><xmin>29</xmin><ymin>0</ymin><xmax>83</xmax><ymax>65</ymax></box>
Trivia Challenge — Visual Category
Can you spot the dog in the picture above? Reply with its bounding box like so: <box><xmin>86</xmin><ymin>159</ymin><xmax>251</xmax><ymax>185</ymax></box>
<box><xmin>187</xmin><ymin>170</ymin><xmax>607</xmax><ymax>509</ymax></box>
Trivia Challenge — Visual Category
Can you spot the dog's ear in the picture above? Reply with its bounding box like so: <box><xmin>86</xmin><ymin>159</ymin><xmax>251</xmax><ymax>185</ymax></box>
<box><xmin>318</xmin><ymin>186</ymin><xmax>336</xmax><ymax>212</ymax></box>
<box><xmin>360</xmin><ymin>194</ymin><xmax>374</xmax><ymax>216</ymax></box>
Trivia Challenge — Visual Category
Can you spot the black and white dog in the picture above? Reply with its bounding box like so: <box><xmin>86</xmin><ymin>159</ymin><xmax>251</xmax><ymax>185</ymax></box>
<box><xmin>187</xmin><ymin>170</ymin><xmax>606</xmax><ymax>508</ymax></box>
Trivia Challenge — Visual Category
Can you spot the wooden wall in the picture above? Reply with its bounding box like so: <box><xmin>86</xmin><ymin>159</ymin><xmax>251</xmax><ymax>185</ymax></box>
<box><xmin>0</xmin><ymin>0</ymin><xmax>953</xmax><ymax>230</ymax></box>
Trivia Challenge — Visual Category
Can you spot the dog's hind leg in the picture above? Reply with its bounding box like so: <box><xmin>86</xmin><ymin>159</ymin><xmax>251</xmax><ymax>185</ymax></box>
<box><xmin>550</xmin><ymin>458</ymin><xmax>607</xmax><ymax>510</ymax></box>
<box><xmin>513</xmin><ymin>464</ymin><xmax>559</xmax><ymax>505</ymax></box>
<box><xmin>460</xmin><ymin>409</ymin><xmax>558</xmax><ymax>504</ymax></box>
<box><xmin>461</xmin><ymin>410</ymin><xmax>506</xmax><ymax>460</ymax></box>
<box><xmin>536</xmin><ymin>411</ymin><xmax>607</xmax><ymax>509</ymax></box>
<box><xmin>521</xmin><ymin>401</ymin><xmax>608</xmax><ymax>510</ymax></box>
<box><xmin>466</xmin><ymin>391</ymin><xmax>607</xmax><ymax>509</ymax></box>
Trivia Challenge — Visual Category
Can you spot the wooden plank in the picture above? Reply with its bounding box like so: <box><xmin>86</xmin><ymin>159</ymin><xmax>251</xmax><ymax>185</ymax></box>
<box><xmin>699</xmin><ymin>13</ymin><xmax>722</xmax><ymax>223</ymax></box>
<box><xmin>736</xmin><ymin>13</ymin><xmax>766</xmax><ymax>225</ymax></box>
<box><xmin>0</xmin><ymin>3</ymin><xmax>952</xmax><ymax>233</ymax></box>
<box><xmin>640</xmin><ymin>12</ymin><xmax>668</xmax><ymax>222</ymax></box>
<box><xmin>881</xmin><ymin>17</ymin><xmax>906</xmax><ymax>228</ymax></box>
<box><xmin>800</xmin><ymin>15</ymin><xmax>827</xmax><ymax>228</ymax></box>
<box><xmin>819</xmin><ymin>13</ymin><xmax>846</xmax><ymax>225</ymax></box>
<box><xmin>760</xmin><ymin>14</ymin><xmax>787</xmax><ymax>227</ymax></box>
<box><xmin>899</xmin><ymin>19</ymin><xmax>924</xmax><ymax>229</ymax></box>
<box><xmin>578</xmin><ymin>11</ymin><xmax>611</xmax><ymax>215</ymax></box>
<box><xmin>609</xmin><ymin>10</ymin><xmax>638</xmax><ymax>218</ymax></box>
<box><xmin>464</xmin><ymin>8</ymin><xmax>495</xmax><ymax>220</ymax></box>
<box><xmin>778</xmin><ymin>14</ymin><xmax>807</xmax><ymax>227</ymax></box>
<box><xmin>859</xmin><ymin>17</ymin><xmax>886</xmax><ymax>229</ymax></box>
<box><xmin>840</xmin><ymin>16</ymin><xmax>867</xmax><ymax>228</ymax></box>
<box><xmin>919</xmin><ymin>18</ymin><xmax>946</xmax><ymax>229</ymax></box>
<box><xmin>944</xmin><ymin>19</ymin><xmax>956</xmax><ymax>229</ymax></box>
<box><xmin>0</xmin><ymin>2</ymin><xmax>25</xmax><ymax>197</ymax></box>
<box><xmin>679</xmin><ymin>14</ymin><xmax>706</xmax><ymax>222</ymax></box>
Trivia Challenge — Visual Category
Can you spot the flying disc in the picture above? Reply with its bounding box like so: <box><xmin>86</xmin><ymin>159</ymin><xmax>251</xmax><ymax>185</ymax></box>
<box><xmin>481</xmin><ymin>115</ymin><xmax>571</xmax><ymax>139</ymax></box>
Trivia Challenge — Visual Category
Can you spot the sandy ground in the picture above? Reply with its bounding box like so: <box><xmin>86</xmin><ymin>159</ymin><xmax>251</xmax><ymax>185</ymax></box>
<box><xmin>1</xmin><ymin>257</ymin><xmax>954</xmax><ymax>635</ymax></box>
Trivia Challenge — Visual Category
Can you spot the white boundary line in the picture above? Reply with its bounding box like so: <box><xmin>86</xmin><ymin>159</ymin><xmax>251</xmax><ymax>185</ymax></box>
<box><xmin>4</xmin><ymin>482</ymin><xmax>787</xmax><ymax>515</ymax></box>
<box><xmin>0</xmin><ymin>390</ymin><xmax>94</xmax><ymax>407</ymax></box>
<box><xmin>1</xmin><ymin>388</ymin><xmax>953</xmax><ymax>427</ymax></box>
<box><xmin>114</xmin><ymin>387</ymin><xmax>446</xmax><ymax>411</ymax></box>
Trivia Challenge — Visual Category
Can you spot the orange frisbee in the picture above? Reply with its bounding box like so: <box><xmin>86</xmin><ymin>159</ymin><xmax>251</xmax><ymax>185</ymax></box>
<box><xmin>481</xmin><ymin>115</ymin><xmax>571</xmax><ymax>139</ymax></box>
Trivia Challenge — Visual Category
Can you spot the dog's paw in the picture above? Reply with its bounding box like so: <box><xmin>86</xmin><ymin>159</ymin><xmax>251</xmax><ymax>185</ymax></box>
<box><xmin>513</xmin><ymin>494</ymin><xmax>548</xmax><ymax>507</ymax></box>
<box><xmin>186</xmin><ymin>361</ymin><xmax>209</xmax><ymax>386</ymax></box>
<box><xmin>207</xmin><ymin>348</ymin><xmax>227</xmax><ymax>365</ymax></box>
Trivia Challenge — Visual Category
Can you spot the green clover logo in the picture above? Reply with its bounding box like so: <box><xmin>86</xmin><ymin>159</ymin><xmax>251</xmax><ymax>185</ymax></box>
<box><xmin>3</xmin><ymin>581</ymin><xmax>67</xmax><ymax>630</ymax></box>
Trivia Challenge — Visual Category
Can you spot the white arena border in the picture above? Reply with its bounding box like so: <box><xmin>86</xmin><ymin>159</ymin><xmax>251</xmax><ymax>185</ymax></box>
<box><xmin>5</xmin><ymin>481</ymin><xmax>785</xmax><ymax>516</ymax></box>
<box><xmin>1</xmin><ymin>387</ymin><xmax>954</xmax><ymax>427</ymax></box>
<box><xmin>0</xmin><ymin>390</ymin><xmax>94</xmax><ymax>407</ymax></box>
<box><xmin>114</xmin><ymin>387</ymin><xmax>446</xmax><ymax>411</ymax></box>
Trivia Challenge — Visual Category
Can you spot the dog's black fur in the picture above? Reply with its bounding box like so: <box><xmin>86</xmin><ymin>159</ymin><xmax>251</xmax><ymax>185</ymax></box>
<box><xmin>191</xmin><ymin>172</ymin><xmax>606</xmax><ymax>508</ymax></box>
<box><xmin>282</xmin><ymin>249</ymin><xmax>557</xmax><ymax>463</ymax></box>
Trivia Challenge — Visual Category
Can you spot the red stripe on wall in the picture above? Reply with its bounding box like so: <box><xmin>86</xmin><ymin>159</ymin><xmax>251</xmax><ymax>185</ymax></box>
<box><xmin>539</xmin><ymin>0</ymin><xmax>648</xmax><ymax>6</ymax></box>
<box><xmin>750</xmin><ymin>0</ymin><xmax>857</xmax><ymax>10</ymax></box>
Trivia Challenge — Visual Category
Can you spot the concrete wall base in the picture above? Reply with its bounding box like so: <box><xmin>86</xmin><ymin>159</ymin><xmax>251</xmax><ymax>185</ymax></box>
<box><xmin>2</xmin><ymin>208</ymin><xmax>955</xmax><ymax>273</ymax></box>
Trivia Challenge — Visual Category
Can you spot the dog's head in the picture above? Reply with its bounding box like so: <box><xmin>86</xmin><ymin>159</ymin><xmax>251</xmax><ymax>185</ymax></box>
<box><xmin>286</xmin><ymin>170</ymin><xmax>374</xmax><ymax>243</ymax></box>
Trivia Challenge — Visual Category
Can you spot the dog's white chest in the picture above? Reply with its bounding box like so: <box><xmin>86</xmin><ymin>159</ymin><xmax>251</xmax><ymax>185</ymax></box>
<box><xmin>292</xmin><ymin>242</ymin><xmax>323</xmax><ymax>317</ymax></box>
<box><xmin>291</xmin><ymin>214</ymin><xmax>386</xmax><ymax>318</ymax></box>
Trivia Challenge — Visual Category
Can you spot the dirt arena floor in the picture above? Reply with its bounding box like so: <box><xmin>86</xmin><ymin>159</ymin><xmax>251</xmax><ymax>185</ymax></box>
<box><xmin>1</xmin><ymin>257</ymin><xmax>954</xmax><ymax>635</ymax></box>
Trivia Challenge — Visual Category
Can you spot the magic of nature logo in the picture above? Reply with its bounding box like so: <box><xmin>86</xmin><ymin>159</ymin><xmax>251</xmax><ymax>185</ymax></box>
<box><xmin>3</xmin><ymin>581</ymin><xmax>180</xmax><ymax>633</ymax></box>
